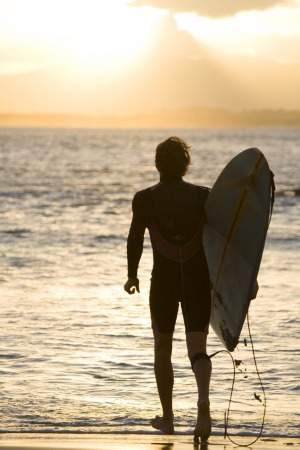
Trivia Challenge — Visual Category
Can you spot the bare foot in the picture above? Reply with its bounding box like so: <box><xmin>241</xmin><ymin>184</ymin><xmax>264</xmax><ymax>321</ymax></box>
<box><xmin>151</xmin><ymin>415</ymin><xmax>174</xmax><ymax>435</ymax></box>
<box><xmin>194</xmin><ymin>402</ymin><xmax>211</xmax><ymax>444</ymax></box>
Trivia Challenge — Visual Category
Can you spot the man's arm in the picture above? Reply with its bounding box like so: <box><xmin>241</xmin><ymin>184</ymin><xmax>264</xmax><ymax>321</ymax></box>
<box><xmin>124</xmin><ymin>191</ymin><xmax>148</xmax><ymax>295</ymax></box>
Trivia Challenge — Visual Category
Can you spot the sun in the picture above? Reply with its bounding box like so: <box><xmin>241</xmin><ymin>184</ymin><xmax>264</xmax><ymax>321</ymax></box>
<box><xmin>56</xmin><ymin>3</ymin><xmax>157</xmax><ymax>69</ymax></box>
<box><xmin>3</xmin><ymin>0</ymin><xmax>162</xmax><ymax>71</ymax></box>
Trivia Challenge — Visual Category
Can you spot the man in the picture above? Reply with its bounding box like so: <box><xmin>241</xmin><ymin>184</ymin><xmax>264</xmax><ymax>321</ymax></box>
<box><xmin>124</xmin><ymin>137</ymin><xmax>212</xmax><ymax>442</ymax></box>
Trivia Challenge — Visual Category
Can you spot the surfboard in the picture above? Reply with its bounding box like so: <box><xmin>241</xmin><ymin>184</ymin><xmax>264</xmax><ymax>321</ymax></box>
<box><xmin>203</xmin><ymin>148</ymin><xmax>275</xmax><ymax>351</ymax></box>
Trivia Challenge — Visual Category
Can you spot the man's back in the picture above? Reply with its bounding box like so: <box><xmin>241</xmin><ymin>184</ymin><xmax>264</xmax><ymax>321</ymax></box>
<box><xmin>148</xmin><ymin>180</ymin><xmax>209</xmax><ymax>246</ymax></box>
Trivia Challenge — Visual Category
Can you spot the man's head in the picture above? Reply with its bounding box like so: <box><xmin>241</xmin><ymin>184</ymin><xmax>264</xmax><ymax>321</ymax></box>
<box><xmin>155</xmin><ymin>136</ymin><xmax>191</xmax><ymax>179</ymax></box>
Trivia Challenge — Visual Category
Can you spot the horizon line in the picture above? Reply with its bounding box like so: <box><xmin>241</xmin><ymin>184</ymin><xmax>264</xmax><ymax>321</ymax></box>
<box><xmin>1</xmin><ymin>107</ymin><xmax>300</xmax><ymax>128</ymax></box>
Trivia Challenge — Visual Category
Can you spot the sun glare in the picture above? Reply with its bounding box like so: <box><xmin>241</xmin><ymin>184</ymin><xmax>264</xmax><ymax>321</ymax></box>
<box><xmin>0</xmin><ymin>0</ymin><xmax>162</xmax><ymax>73</ymax></box>
<box><xmin>56</xmin><ymin>4</ymin><xmax>158</xmax><ymax>69</ymax></box>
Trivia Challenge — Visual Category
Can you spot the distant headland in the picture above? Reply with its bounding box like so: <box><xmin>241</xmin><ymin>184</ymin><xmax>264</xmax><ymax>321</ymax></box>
<box><xmin>1</xmin><ymin>107</ymin><xmax>300</xmax><ymax>128</ymax></box>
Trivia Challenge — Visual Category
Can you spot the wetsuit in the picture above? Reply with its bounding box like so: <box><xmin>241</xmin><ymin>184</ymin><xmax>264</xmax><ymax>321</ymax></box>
<box><xmin>127</xmin><ymin>177</ymin><xmax>211</xmax><ymax>334</ymax></box>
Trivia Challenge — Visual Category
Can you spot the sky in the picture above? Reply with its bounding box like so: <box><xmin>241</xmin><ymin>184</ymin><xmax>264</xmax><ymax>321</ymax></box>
<box><xmin>0</xmin><ymin>0</ymin><xmax>300</xmax><ymax>115</ymax></box>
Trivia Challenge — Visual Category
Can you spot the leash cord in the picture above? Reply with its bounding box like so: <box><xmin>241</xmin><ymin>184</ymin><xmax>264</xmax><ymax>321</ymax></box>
<box><xmin>210</xmin><ymin>312</ymin><xmax>267</xmax><ymax>447</ymax></box>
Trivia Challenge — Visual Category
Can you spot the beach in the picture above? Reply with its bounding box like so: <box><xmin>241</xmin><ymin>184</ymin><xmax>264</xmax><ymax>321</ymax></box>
<box><xmin>0</xmin><ymin>434</ymin><xmax>300</xmax><ymax>450</ymax></box>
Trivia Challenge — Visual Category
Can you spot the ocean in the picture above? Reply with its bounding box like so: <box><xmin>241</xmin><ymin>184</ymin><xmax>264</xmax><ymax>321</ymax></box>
<box><xmin>0</xmin><ymin>127</ymin><xmax>299</xmax><ymax>438</ymax></box>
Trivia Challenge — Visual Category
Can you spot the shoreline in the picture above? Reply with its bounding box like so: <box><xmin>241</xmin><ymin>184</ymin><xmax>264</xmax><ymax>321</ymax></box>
<box><xmin>0</xmin><ymin>434</ymin><xmax>299</xmax><ymax>450</ymax></box>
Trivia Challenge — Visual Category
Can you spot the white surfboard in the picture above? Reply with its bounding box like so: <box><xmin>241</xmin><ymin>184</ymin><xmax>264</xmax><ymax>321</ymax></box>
<box><xmin>203</xmin><ymin>148</ymin><xmax>275</xmax><ymax>351</ymax></box>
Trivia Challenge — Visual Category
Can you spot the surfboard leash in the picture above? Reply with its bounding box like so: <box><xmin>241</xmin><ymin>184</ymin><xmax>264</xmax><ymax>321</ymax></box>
<box><xmin>209</xmin><ymin>312</ymin><xmax>267</xmax><ymax>447</ymax></box>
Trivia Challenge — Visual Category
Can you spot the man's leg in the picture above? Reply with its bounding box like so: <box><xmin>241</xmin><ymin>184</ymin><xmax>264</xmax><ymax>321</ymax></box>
<box><xmin>151</xmin><ymin>327</ymin><xmax>175</xmax><ymax>434</ymax></box>
<box><xmin>186</xmin><ymin>331</ymin><xmax>212</xmax><ymax>442</ymax></box>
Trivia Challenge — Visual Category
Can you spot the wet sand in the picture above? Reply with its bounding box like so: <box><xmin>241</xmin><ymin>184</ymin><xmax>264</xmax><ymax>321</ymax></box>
<box><xmin>0</xmin><ymin>434</ymin><xmax>299</xmax><ymax>450</ymax></box>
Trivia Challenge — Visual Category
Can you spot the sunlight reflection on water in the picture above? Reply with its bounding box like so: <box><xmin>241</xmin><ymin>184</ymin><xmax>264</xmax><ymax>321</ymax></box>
<box><xmin>0</xmin><ymin>127</ymin><xmax>299</xmax><ymax>437</ymax></box>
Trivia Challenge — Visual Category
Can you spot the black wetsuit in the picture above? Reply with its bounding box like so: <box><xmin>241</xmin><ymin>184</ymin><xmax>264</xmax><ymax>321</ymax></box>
<box><xmin>127</xmin><ymin>177</ymin><xmax>211</xmax><ymax>334</ymax></box>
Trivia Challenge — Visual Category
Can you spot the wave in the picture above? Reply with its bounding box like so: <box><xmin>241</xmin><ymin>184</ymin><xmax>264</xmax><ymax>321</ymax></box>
<box><xmin>3</xmin><ymin>228</ymin><xmax>31</xmax><ymax>237</ymax></box>
<box><xmin>0</xmin><ymin>428</ymin><xmax>298</xmax><ymax>438</ymax></box>
<box><xmin>95</xmin><ymin>235</ymin><xmax>126</xmax><ymax>242</ymax></box>
<box><xmin>276</xmin><ymin>188</ymin><xmax>300</xmax><ymax>197</ymax></box>
<box><xmin>0</xmin><ymin>353</ymin><xmax>24</xmax><ymax>359</ymax></box>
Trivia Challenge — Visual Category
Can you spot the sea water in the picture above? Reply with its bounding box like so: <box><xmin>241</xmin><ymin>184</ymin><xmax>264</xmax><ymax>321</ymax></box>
<box><xmin>0</xmin><ymin>127</ymin><xmax>299</xmax><ymax>438</ymax></box>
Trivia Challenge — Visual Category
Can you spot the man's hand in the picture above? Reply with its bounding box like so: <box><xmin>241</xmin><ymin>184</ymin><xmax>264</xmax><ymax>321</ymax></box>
<box><xmin>124</xmin><ymin>278</ymin><xmax>140</xmax><ymax>295</ymax></box>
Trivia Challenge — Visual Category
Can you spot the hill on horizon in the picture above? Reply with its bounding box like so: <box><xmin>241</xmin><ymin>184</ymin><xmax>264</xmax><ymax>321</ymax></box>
<box><xmin>1</xmin><ymin>107</ymin><xmax>300</xmax><ymax>128</ymax></box>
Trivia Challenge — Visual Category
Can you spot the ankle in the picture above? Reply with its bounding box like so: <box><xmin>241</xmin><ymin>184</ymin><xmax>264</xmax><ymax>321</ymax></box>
<box><xmin>197</xmin><ymin>399</ymin><xmax>210</xmax><ymax>407</ymax></box>
<box><xmin>162</xmin><ymin>413</ymin><xmax>174</xmax><ymax>421</ymax></box>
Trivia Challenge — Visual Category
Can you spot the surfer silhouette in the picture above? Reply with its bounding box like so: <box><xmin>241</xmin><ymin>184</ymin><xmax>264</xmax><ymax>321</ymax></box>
<box><xmin>124</xmin><ymin>137</ymin><xmax>212</xmax><ymax>442</ymax></box>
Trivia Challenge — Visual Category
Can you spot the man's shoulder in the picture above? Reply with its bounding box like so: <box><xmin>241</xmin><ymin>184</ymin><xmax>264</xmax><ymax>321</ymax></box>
<box><xmin>132</xmin><ymin>187</ymin><xmax>152</xmax><ymax>210</ymax></box>
<box><xmin>133</xmin><ymin>187</ymin><xmax>151</xmax><ymax>199</ymax></box>
<box><xmin>198</xmin><ymin>185</ymin><xmax>211</xmax><ymax>195</ymax></box>
<box><xmin>134</xmin><ymin>182</ymin><xmax>162</xmax><ymax>197</ymax></box>
<box><xmin>182</xmin><ymin>180</ymin><xmax>210</xmax><ymax>194</ymax></box>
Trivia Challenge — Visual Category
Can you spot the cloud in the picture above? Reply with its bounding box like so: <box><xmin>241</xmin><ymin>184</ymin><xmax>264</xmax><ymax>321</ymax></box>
<box><xmin>175</xmin><ymin>5</ymin><xmax>300</xmax><ymax>64</ymax></box>
<box><xmin>147</xmin><ymin>14</ymin><xmax>206</xmax><ymax>58</ymax></box>
<box><xmin>129</xmin><ymin>0</ymin><xmax>289</xmax><ymax>17</ymax></box>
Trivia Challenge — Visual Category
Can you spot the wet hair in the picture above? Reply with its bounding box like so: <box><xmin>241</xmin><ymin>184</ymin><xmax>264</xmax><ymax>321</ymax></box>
<box><xmin>155</xmin><ymin>136</ymin><xmax>191</xmax><ymax>178</ymax></box>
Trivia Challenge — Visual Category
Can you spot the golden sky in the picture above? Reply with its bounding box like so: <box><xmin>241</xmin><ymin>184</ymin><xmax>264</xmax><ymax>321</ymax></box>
<box><xmin>1</xmin><ymin>0</ymin><xmax>300</xmax><ymax>115</ymax></box>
